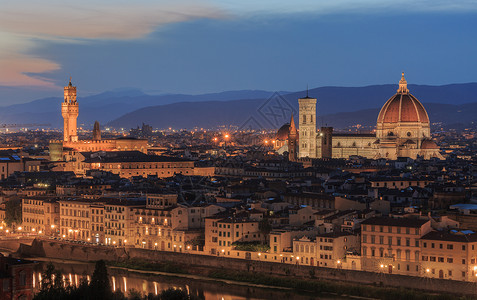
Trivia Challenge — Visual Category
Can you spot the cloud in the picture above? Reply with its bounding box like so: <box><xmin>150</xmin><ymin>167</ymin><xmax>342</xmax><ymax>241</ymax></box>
<box><xmin>0</xmin><ymin>0</ymin><xmax>224</xmax><ymax>87</ymax></box>
<box><xmin>215</xmin><ymin>0</ymin><xmax>477</xmax><ymax>16</ymax></box>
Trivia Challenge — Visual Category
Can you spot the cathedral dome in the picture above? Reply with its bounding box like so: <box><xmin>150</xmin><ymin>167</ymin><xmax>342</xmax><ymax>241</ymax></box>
<box><xmin>421</xmin><ymin>139</ymin><xmax>438</xmax><ymax>149</ymax></box>
<box><xmin>377</xmin><ymin>73</ymin><xmax>429</xmax><ymax>124</ymax></box>
<box><xmin>276</xmin><ymin>123</ymin><xmax>290</xmax><ymax>140</ymax></box>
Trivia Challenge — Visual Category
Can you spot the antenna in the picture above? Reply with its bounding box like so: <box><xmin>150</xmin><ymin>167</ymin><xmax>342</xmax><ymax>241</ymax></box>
<box><xmin>306</xmin><ymin>84</ymin><xmax>309</xmax><ymax>98</ymax></box>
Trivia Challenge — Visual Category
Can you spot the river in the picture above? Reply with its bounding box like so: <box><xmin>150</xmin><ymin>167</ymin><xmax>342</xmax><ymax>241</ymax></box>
<box><xmin>31</xmin><ymin>258</ymin><xmax>347</xmax><ymax>300</ymax></box>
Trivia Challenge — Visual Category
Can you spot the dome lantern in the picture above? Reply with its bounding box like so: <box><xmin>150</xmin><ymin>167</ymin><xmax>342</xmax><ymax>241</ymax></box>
<box><xmin>397</xmin><ymin>72</ymin><xmax>409</xmax><ymax>94</ymax></box>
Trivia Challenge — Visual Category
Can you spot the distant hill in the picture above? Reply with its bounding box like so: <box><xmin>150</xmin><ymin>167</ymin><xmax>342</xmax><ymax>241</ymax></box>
<box><xmin>0</xmin><ymin>89</ymin><xmax>276</xmax><ymax>128</ymax></box>
<box><xmin>2</xmin><ymin>83</ymin><xmax>477</xmax><ymax>129</ymax></box>
<box><xmin>318</xmin><ymin>102</ymin><xmax>477</xmax><ymax>129</ymax></box>
<box><xmin>108</xmin><ymin>83</ymin><xmax>477</xmax><ymax>129</ymax></box>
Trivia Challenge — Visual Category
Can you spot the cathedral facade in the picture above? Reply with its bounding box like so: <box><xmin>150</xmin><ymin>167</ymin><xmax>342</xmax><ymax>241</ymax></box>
<box><xmin>276</xmin><ymin>73</ymin><xmax>443</xmax><ymax>160</ymax></box>
<box><xmin>50</xmin><ymin>79</ymin><xmax>147</xmax><ymax>161</ymax></box>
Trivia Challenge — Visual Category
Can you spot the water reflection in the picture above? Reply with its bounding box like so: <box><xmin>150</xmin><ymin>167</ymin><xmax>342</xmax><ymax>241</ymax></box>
<box><xmin>33</xmin><ymin>260</ymin><xmax>340</xmax><ymax>300</ymax></box>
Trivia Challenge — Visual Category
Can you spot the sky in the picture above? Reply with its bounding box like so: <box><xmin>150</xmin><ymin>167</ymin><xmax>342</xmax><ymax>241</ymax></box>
<box><xmin>1</xmin><ymin>0</ymin><xmax>477</xmax><ymax>105</ymax></box>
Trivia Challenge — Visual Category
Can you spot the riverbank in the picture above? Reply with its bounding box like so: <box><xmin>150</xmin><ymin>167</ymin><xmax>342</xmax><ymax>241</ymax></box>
<box><xmin>16</xmin><ymin>239</ymin><xmax>476</xmax><ymax>299</ymax></box>
<box><xmin>105</xmin><ymin>258</ymin><xmax>464</xmax><ymax>300</ymax></box>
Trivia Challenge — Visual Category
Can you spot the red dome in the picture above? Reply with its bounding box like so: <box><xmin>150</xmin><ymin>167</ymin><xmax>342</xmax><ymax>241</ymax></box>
<box><xmin>421</xmin><ymin>139</ymin><xmax>438</xmax><ymax>149</ymax></box>
<box><xmin>276</xmin><ymin>123</ymin><xmax>290</xmax><ymax>140</ymax></box>
<box><xmin>377</xmin><ymin>93</ymin><xmax>429</xmax><ymax>124</ymax></box>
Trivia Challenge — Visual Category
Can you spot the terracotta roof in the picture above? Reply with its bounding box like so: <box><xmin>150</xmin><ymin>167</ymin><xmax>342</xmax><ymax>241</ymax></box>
<box><xmin>377</xmin><ymin>93</ymin><xmax>429</xmax><ymax>124</ymax></box>
<box><xmin>276</xmin><ymin>123</ymin><xmax>290</xmax><ymax>140</ymax></box>
<box><xmin>361</xmin><ymin>216</ymin><xmax>429</xmax><ymax>228</ymax></box>
<box><xmin>421</xmin><ymin>139</ymin><xmax>439</xmax><ymax>149</ymax></box>
<box><xmin>421</xmin><ymin>230</ymin><xmax>477</xmax><ymax>243</ymax></box>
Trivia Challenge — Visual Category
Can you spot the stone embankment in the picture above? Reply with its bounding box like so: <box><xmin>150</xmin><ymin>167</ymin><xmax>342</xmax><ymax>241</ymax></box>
<box><xmin>15</xmin><ymin>239</ymin><xmax>477</xmax><ymax>296</ymax></box>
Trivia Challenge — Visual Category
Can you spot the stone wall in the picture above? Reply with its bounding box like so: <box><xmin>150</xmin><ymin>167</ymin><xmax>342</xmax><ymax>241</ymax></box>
<box><xmin>17</xmin><ymin>239</ymin><xmax>477</xmax><ymax>296</ymax></box>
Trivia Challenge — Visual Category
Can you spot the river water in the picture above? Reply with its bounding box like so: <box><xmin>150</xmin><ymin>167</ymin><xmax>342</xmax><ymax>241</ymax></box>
<box><xmin>31</xmin><ymin>259</ymin><xmax>346</xmax><ymax>300</ymax></box>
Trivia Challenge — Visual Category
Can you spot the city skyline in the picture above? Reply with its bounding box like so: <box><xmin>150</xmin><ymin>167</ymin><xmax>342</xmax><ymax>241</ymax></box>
<box><xmin>1</xmin><ymin>0</ymin><xmax>477</xmax><ymax>104</ymax></box>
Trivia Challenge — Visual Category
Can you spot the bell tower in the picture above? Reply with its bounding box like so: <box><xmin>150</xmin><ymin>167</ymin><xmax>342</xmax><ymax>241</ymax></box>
<box><xmin>61</xmin><ymin>78</ymin><xmax>79</xmax><ymax>143</ymax></box>
<box><xmin>288</xmin><ymin>114</ymin><xmax>298</xmax><ymax>162</ymax></box>
<box><xmin>298</xmin><ymin>91</ymin><xmax>317</xmax><ymax>158</ymax></box>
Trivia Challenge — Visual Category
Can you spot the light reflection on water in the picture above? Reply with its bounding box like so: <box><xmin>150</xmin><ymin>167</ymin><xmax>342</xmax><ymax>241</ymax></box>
<box><xmin>33</xmin><ymin>261</ymin><xmax>342</xmax><ymax>300</ymax></box>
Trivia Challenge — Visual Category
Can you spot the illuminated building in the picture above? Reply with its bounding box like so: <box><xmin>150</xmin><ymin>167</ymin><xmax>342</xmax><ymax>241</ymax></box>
<box><xmin>276</xmin><ymin>73</ymin><xmax>443</xmax><ymax>160</ymax></box>
<box><xmin>49</xmin><ymin>79</ymin><xmax>148</xmax><ymax>161</ymax></box>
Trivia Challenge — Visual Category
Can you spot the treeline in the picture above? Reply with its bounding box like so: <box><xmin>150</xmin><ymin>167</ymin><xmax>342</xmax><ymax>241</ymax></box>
<box><xmin>34</xmin><ymin>260</ymin><xmax>199</xmax><ymax>300</ymax></box>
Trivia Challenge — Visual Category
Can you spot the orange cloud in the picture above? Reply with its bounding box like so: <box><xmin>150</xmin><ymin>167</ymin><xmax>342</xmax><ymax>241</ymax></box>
<box><xmin>0</xmin><ymin>55</ymin><xmax>60</xmax><ymax>88</ymax></box>
<box><xmin>0</xmin><ymin>0</ymin><xmax>224</xmax><ymax>87</ymax></box>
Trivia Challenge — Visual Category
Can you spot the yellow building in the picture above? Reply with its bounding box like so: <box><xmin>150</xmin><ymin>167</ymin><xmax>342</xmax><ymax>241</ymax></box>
<box><xmin>83</xmin><ymin>151</ymin><xmax>195</xmax><ymax>179</ymax></box>
<box><xmin>204</xmin><ymin>215</ymin><xmax>262</xmax><ymax>256</ymax></box>
<box><xmin>0</xmin><ymin>155</ymin><xmax>41</xmax><ymax>180</ymax></box>
<box><xmin>291</xmin><ymin>232</ymin><xmax>360</xmax><ymax>267</ymax></box>
<box><xmin>361</xmin><ymin>217</ymin><xmax>432</xmax><ymax>276</ymax></box>
<box><xmin>22</xmin><ymin>197</ymin><xmax>60</xmax><ymax>235</ymax></box>
<box><xmin>420</xmin><ymin>230</ymin><xmax>477</xmax><ymax>281</ymax></box>
<box><xmin>90</xmin><ymin>202</ymin><xmax>105</xmax><ymax>244</ymax></box>
<box><xmin>104</xmin><ymin>200</ymin><xmax>144</xmax><ymax>246</ymax></box>
<box><xmin>59</xmin><ymin>200</ymin><xmax>92</xmax><ymax>241</ymax></box>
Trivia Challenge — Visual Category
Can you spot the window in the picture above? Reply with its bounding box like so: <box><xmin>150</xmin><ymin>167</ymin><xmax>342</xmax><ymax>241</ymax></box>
<box><xmin>362</xmin><ymin>235</ymin><xmax>367</xmax><ymax>243</ymax></box>
<box><xmin>19</xmin><ymin>271</ymin><xmax>26</xmax><ymax>286</ymax></box>
<box><xmin>462</xmin><ymin>245</ymin><xmax>466</xmax><ymax>251</ymax></box>
<box><xmin>430</xmin><ymin>256</ymin><xmax>436</xmax><ymax>262</ymax></box>
<box><xmin>438</xmin><ymin>257</ymin><xmax>444</xmax><ymax>263</ymax></box>
<box><xmin>447</xmin><ymin>258</ymin><xmax>453</xmax><ymax>263</ymax></box>
<box><xmin>462</xmin><ymin>259</ymin><xmax>466</xmax><ymax>264</ymax></box>
<box><xmin>447</xmin><ymin>244</ymin><xmax>453</xmax><ymax>250</ymax></box>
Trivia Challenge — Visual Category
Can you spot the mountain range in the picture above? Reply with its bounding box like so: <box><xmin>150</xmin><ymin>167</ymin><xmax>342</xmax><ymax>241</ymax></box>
<box><xmin>1</xmin><ymin>83</ymin><xmax>477</xmax><ymax>130</ymax></box>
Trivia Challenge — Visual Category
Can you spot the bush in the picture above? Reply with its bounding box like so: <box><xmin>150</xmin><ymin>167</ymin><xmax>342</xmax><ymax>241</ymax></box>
<box><xmin>231</xmin><ymin>242</ymin><xmax>270</xmax><ymax>252</ymax></box>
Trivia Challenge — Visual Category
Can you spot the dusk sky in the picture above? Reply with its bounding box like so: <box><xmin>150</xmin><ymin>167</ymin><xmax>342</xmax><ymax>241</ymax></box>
<box><xmin>1</xmin><ymin>0</ymin><xmax>477</xmax><ymax>105</ymax></box>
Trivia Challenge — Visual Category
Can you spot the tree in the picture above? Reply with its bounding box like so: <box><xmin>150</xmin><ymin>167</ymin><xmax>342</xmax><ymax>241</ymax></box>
<box><xmin>159</xmin><ymin>288</ymin><xmax>190</xmax><ymax>300</ymax></box>
<box><xmin>90</xmin><ymin>260</ymin><xmax>112</xmax><ymax>299</ymax></box>
<box><xmin>5</xmin><ymin>198</ymin><xmax>22</xmax><ymax>227</ymax></box>
<box><xmin>34</xmin><ymin>263</ymin><xmax>67</xmax><ymax>300</ymax></box>
<box><xmin>258</xmin><ymin>218</ymin><xmax>272</xmax><ymax>243</ymax></box>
